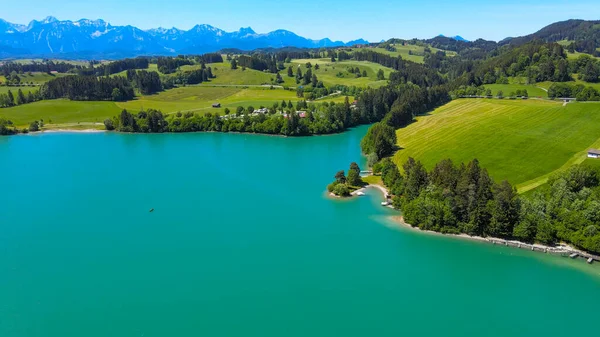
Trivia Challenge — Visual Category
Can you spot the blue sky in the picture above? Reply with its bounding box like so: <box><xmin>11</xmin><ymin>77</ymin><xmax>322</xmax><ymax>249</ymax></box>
<box><xmin>3</xmin><ymin>0</ymin><xmax>600</xmax><ymax>42</ymax></box>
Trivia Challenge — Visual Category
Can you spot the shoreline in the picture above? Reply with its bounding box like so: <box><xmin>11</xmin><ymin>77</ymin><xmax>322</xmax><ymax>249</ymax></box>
<box><xmin>389</xmin><ymin>215</ymin><xmax>600</xmax><ymax>263</ymax></box>
<box><xmin>41</xmin><ymin>129</ymin><xmax>106</xmax><ymax>134</ymax></box>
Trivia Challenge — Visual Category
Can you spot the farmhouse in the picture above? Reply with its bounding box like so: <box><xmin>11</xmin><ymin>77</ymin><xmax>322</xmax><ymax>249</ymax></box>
<box><xmin>212</xmin><ymin>103</ymin><xmax>221</xmax><ymax>108</ymax></box>
<box><xmin>588</xmin><ymin>149</ymin><xmax>600</xmax><ymax>158</ymax></box>
<box><xmin>253</xmin><ymin>108</ymin><xmax>269</xmax><ymax>114</ymax></box>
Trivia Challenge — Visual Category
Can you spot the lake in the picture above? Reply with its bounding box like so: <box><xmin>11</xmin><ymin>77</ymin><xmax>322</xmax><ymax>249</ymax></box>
<box><xmin>1</xmin><ymin>126</ymin><xmax>599</xmax><ymax>337</ymax></box>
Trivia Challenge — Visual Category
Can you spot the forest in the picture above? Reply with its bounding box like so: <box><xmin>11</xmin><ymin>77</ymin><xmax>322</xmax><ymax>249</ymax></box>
<box><xmin>40</xmin><ymin>75</ymin><xmax>134</xmax><ymax>101</ymax></box>
<box><xmin>370</xmin><ymin>157</ymin><xmax>600</xmax><ymax>254</ymax></box>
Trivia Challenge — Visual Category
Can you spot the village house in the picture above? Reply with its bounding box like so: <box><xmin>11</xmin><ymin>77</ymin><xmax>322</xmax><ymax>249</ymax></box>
<box><xmin>253</xmin><ymin>108</ymin><xmax>269</xmax><ymax>114</ymax></box>
<box><xmin>588</xmin><ymin>149</ymin><xmax>600</xmax><ymax>159</ymax></box>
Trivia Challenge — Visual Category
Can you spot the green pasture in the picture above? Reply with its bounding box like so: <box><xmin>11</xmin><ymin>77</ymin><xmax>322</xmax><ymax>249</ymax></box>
<box><xmin>0</xmin><ymin>86</ymin><xmax>39</xmax><ymax>94</ymax></box>
<box><xmin>0</xmin><ymin>100</ymin><xmax>122</xmax><ymax>127</ymax></box>
<box><xmin>289</xmin><ymin>59</ymin><xmax>392</xmax><ymax>88</ymax></box>
<box><xmin>482</xmin><ymin>84</ymin><xmax>548</xmax><ymax>98</ymax></box>
<box><xmin>392</xmin><ymin>99</ymin><xmax>600</xmax><ymax>192</ymax></box>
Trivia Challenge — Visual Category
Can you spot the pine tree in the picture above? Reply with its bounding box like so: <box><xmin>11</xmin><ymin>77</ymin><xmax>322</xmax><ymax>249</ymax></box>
<box><xmin>7</xmin><ymin>90</ymin><xmax>14</xmax><ymax>106</ymax></box>
<box><xmin>16</xmin><ymin>89</ymin><xmax>26</xmax><ymax>105</ymax></box>
<box><xmin>287</xmin><ymin>66</ymin><xmax>294</xmax><ymax>77</ymax></box>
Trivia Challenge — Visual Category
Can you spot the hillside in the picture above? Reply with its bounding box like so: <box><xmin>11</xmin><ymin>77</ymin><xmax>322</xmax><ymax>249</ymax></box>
<box><xmin>500</xmin><ymin>19</ymin><xmax>600</xmax><ymax>55</ymax></box>
<box><xmin>393</xmin><ymin>99</ymin><xmax>600</xmax><ymax>192</ymax></box>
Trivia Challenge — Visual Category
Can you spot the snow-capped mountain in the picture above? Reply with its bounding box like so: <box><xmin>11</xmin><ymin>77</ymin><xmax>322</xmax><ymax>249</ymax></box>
<box><xmin>0</xmin><ymin>17</ymin><xmax>368</xmax><ymax>59</ymax></box>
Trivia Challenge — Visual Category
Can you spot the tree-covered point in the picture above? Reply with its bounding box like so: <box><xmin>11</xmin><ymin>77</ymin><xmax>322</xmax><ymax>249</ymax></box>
<box><xmin>372</xmin><ymin>156</ymin><xmax>600</xmax><ymax>255</ymax></box>
<box><xmin>0</xmin><ymin>117</ymin><xmax>18</xmax><ymax>135</ymax></box>
<box><xmin>327</xmin><ymin>162</ymin><xmax>364</xmax><ymax>197</ymax></box>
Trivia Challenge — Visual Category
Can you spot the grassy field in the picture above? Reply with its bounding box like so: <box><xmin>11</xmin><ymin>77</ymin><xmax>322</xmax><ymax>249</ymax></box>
<box><xmin>355</xmin><ymin>44</ymin><xmax>456</xmax><ymax>64</ymax></box>
<box><xmin>116</xmin><ymin>86</ymin><xmax>346</xmax><ymax>115</ymax></box>
<box><xmin>483</xmin><ymin>84</ymin><xmax>548</xmax><ymax>98</ymax></box>
<box><xmin>289</xmin><ymin>59</ymin><xmax>392</xmax><ymax>88</ymax></box>
<box><xmin>393</xmin><ymin>99</ymin><xmax>600</xmax><ymax>192</ymax></box>
<box><xmin>0</xmin><ymin>100</ymin><xmax>122</xmax><ymax>127</ymax></box>
<box><xmin>0</xmin><ymin>85</ymin><xmax>349</xmax><ymax>128</ymax></box>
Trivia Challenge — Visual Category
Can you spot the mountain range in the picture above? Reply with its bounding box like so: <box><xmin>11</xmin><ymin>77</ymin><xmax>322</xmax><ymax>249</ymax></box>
<box><xmin>0</xmin><ymin>16</ymin><xmax>369</xmax><ymax>59</ymax></box>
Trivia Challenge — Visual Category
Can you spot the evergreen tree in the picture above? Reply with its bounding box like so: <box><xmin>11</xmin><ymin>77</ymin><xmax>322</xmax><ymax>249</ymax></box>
<box><xmin>7</xmin><ymin>90</ymin><xmax>14</xmax><ymax>106</ymax></box>
<box><xmin>16</xmin><ymin>89</ymin><xmax>26</xmax><ymax>105</ymax></box>
<box><xmin>287</xmin><ymin>66</ymin><xmax>294</xmax><ymax>77</ymax></box>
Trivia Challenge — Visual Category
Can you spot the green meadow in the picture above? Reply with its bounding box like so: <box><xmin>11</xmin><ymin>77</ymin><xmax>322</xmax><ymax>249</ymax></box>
<box><xmin>355</xmin><ymin>44</ymin><xmax>456</xmax><ymax>63</ymax></box>
<box><xmin>483</xmin><ymin>84</ymin><xmax>548</xmax><ymax>98</ymax></box>
<box><xmin>0</xmin><ymin>86</ymin><xmax>39</xmax><ymax>94</ymax></box>
<box><xmin>289</xmin><ymin>59</ymin><xmax>392</xmax><ymax>88</ymax></box>
<box><xmin>393</xmin><ymin>99</ymin><xmax>600</xmax><ymax>192</ymax></box>
<box><xmin>114</xmin><ymin>86</ymin><xmax>339</xmax><ymax>115</ymax></box>
<box><xmin>0</xmin><ymin>85</ymin><xmax>349</xmax><ymax>128</ymax></box>
<box><xmin>0</xmin><ymin>100</ymin><xmax>122</xmax><ymax>126</ymax></box>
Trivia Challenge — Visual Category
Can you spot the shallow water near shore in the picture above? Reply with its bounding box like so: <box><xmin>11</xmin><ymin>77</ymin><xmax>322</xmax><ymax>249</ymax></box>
<box><xmin>1</xmin><ymin>126</ymin><xmax>599</xmax><ymax>337</ymax></box>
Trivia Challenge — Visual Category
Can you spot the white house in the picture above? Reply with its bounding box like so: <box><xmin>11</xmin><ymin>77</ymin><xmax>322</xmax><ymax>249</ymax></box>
<box><xmin>588</xmin><ymin>149</ymin><xmax>600</xmax><ymax>158</ymax></box>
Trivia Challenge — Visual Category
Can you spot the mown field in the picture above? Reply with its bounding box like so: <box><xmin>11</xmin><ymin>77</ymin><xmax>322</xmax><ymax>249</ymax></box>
<box><xmin>0</xmin><ymin>100</ymin><xmax>122</xmax><ymax>126</ymax></box>
<box><xmin>393</xmin><ymin>99</ymin><xmax>600</xmax><ymax>192</ymax></box>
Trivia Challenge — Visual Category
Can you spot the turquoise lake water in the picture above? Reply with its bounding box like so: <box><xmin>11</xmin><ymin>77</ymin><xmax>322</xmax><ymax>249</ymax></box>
<box><xmin>1</xmin><ymin>126</ymin><xmax>599</xmax><ymax>337</ymax></box>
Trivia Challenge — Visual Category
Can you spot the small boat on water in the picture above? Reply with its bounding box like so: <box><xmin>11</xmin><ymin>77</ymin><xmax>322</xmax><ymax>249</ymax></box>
<box><xmin>588</xmin><ymin>258</ymin><xmax>594</xmax><ymax>264</ymax></box>
<box><xmin>381</xmin><ymin>201</ymin><xmax>390</xmax><ymax>206</ymax></box>
<box><xmin>149</xmin><ymin>208</ymin><xmax>154</xmax><ymax>213</ymax></box>
<box><xmin>356</xmin><ymin>191</ymin><xmax>365</xmax><ymax>196</ymax></box>
<box><xmin>569</xmin><ymin>253</ymin><xmax>578</xmax><ymax>259</ymax></box>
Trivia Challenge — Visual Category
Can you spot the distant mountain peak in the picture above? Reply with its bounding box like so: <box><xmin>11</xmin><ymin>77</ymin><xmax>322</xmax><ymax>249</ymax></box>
<box><xmin>237</xmin><ymin>27</ymin><xmax>256</xmax><ymax>35</ymax></box>
<box><xmin>437</xmin><ymin>34</ymin><xmax>470</xmax><ymax>42</ymax></box>
<box><xmin>42</xmin><ymin>16</ymin><xmax>58</xmax><ymax>24</ymax></box>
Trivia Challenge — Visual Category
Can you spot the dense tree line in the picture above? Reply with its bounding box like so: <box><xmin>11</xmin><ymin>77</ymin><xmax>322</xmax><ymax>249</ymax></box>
<box><xmin>0</xmin><ymin>89</ymin><xmax>42</xmax><ymax>107</ymax></box>
<box><xmin>40</xmin><ymin>75</ymin><xmax>134</xmax><ymax>101</ymax></box>
<box><xmin>548</xmin><ymin>82</ymin><xmax>600</xmax><ymax>101</ymax></box>
<box><xmin>373</xmin><ymin>158</ymin><xmax>600</xmax><ymax>254</ymax></box>
<box><xmin>162</xmin><ymin>67</ymin><xmax>215</xmax><ymax>86</ymax></box>
<box><xmin>236</xmin><ymin>54</ymin><xmax>278</xmax><ymax>73</ymax></box>
<box><xmin>196</xmin><ymin>53</ymin><xmax>224</xmax><ymax>64</ymax></box>
<box><xmin>93</xmin><ymin>58</ymin><xmax>149</xmax><ymax>76</ymax></box>
<box><xmin>357</xmin><ymin>83</ymin><xmax>450</xmax><ymax>159</ymax></box>
<box><xmin>104</xmin><ymin>97</ymin><xmax>378</xmax><ymax>136</ymax></box>
<box><xmin>157</xmin><ymin>57</ymin><xmax>194</xmax><ymax>74</ymax></box>
<box><xmin>126</xmin><ymin>70</ymin><xmax>163</xmax><ymax>95</ymax></box>
<box><xmin>0</xmin><ymin>61</ymin><xmax>80</xmax><ymax>76</ymax></box>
